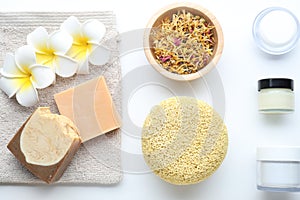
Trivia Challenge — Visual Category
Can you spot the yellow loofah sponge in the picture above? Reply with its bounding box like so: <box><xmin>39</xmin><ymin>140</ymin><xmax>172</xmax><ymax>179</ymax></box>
<box><xmin>142</xmin><ymin>96</ymin><xmax>228</xmax><ymax>185</ymax></box>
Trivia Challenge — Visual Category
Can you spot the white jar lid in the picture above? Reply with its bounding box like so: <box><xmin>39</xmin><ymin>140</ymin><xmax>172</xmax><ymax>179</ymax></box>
<box><xmin>257</xmin><ymin>146</ymin><xmax>300</xmax><ymax>161</ymax></box>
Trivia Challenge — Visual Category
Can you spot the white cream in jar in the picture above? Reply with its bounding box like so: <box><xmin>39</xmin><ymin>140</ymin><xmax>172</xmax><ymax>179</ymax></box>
<box><xmin>258</xmin><ymin>78</ymin><xmax>294</xmax><ymax>114</ymax></box>
<box><xmin>257</xmin><ymin>146</ymin><xmax>300</xmax><ymax>192</ymax></box>
<box><xmin>252</xmin><ymin>7</ymin><xmax>300</xmax><ymax>55</ymax></box>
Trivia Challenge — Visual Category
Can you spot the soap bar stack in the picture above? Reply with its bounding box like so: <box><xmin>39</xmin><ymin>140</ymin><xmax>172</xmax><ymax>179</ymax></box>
<box><xmin>7</xmin><ymin>76</ymin><xmax>121</xmax><ymax>184</ymax></box>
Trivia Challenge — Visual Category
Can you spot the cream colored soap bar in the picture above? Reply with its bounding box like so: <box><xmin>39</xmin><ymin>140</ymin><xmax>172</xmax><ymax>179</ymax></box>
<box><xmin>7</xmin><ymin>107</ymin><xmax>81</xmax><ymax>184</ymax></box>
<box><xmin>54</xmin><ymin>76</ymin><xmax>121</xmax><ymax>142</ymax></box>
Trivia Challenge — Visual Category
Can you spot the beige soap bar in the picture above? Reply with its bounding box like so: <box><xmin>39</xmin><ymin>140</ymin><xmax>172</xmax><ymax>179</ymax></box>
<box><xmin>7</xmin><ymin>107</ymin><xmax>81</xmax><ymax>184</ymax></box>
<box><xmin>54</xmin><ymin>76</ymin><xmax>121</xmax><ymax>142</ymax></box>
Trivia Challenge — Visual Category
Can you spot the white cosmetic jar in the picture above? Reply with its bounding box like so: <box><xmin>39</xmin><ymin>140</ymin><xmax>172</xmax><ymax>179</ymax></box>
<box><xmin>257</xmin><ymin>146</ymin><xmax>300</xmax><ymax>192</ymax></box>
<box><xmin>253</xmin><ymin>7</ymin><xmax>300</xmax><ymax>55</ymax></box>
<box><xmin>258</xmin><ymin>78</ymin><xmax>294</xmax><ymax>114</ymax></box>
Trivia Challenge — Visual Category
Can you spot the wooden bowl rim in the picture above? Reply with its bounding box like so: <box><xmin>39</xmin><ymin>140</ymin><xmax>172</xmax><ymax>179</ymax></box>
<box><xmin>143</xmin><ymin>2</ymin><xmax>224</xmax><ymax>81</ymax></box>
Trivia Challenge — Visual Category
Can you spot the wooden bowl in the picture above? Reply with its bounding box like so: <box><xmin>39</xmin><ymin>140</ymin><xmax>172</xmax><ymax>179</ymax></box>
<box><xmin>144</xmin><ymin>2</ymin><xmax>224</xmax><ymax>81</ymax></box>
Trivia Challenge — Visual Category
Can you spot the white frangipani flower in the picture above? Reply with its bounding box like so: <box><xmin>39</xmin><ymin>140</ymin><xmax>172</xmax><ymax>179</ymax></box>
<box><xmin>0</xmin><ymin>45</ymin><xmax>55</xmax><ymax>107</ymax></box>
<box><xmin>27</xmin><ymin>27</ymin><xmax>78</xmax><ymax>77</ymax></box>
<box><xmin>61</xmin><ymin>16</ymin><xmax>110</xmax><ymax>74</ymax></box>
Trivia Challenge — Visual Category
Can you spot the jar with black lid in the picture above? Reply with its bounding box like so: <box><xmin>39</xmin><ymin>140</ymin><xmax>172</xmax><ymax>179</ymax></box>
<box><xmin>258</xmin><ymin>78</ymin><xmax>294</xmax><ymax>114</ymax></box>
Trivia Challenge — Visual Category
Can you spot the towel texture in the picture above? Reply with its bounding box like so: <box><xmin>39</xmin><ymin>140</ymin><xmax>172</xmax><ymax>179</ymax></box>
<box><xmin>0</xmin><ymin>11</ymin><xmax>122</xmax><ymax>184</ymax></box>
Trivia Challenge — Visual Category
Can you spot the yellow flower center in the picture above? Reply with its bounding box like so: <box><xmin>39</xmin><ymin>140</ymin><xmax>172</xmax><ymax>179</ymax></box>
<box><xmin>35</xmin><ymin>48</ymin><xmax>56</xmax><ymax>71</ymax></box>
<box><xmin>69</xmin><ymin>35</ymin><xmax>93</xmax><ymax>61</ymax></box>
<box><xmin>21</xmin><ymin>79</ymin><xmax>33</xmax><ymax>90</ymax></box>
<box><xmin>74</xmin><ymin>36</ymin><xmax>89</xmax><ymax>46</ymax></box>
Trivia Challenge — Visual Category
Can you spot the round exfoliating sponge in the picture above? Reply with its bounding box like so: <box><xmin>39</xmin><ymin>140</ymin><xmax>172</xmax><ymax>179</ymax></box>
<box><xmin>142</xmin><ymin>96</ymin><xmax>228</xmax><ymax>185</ymax></box>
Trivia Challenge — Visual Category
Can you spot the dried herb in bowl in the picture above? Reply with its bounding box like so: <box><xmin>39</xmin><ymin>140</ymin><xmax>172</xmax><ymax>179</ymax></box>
<box><xmin>150</xmin><ymin>10</ymin><xmax>215</xmax><ymax>75</ymax></box>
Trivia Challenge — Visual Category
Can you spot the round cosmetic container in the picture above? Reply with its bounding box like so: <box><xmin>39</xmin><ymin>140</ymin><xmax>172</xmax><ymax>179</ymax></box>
<box><xmin>258</xmin><ymin>78</ymin><xmax>294</xmax><ymax>114</ymax></box>
<box><xmin>253</xmin><ymin>7</ymin><xmax>300</xmax><ymax>55</ymax></box>
<box><xmin>257</xmin><ymin>146</ymin><xmax>300</xmax><ymax>192</ymax></box>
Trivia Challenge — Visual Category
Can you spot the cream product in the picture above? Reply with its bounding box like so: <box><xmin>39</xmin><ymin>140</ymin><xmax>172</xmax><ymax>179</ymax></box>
<box><xmin>252</xmin><ymin>7</ymin><xmax>300</xmax><ymax>55</ymax></box>
<box><xmin>257</xmin><ymin>146</ymin><xmax>300</xmax><ymax>192</ymax></box>
<box><xmin>258</xmin><ymin>78</ymin><xmax>294</xmax><ymax>114</ymax></box>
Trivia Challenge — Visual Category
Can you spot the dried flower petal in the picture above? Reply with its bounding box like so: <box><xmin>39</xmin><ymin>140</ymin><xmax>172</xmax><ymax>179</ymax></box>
<box><xmin>160</xmin><ymin>55</ymin><xmax>171</xmax><ymax>63</ymax></box>
<box><xmin>174</xmin><ymin>38</ymin><xmax>181</xmax><ymax>46</ymax></box>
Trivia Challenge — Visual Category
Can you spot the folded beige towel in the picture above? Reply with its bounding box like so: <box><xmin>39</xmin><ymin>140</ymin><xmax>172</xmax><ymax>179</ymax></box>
<box><xmin>0</xmin><ymin>11</ymin><xmax>122</xmax><ymax>184</ymax></box>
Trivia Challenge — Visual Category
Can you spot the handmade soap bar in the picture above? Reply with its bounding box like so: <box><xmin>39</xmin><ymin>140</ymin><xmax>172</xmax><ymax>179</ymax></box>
<box><xmin>54</xmin><ymin>76</ymin><xmax>121</xmax><ymax>142</ymax></box>
<box><xmin>7</xmin><ymin>107</ymin><xmax>81</xmax><ymax>184</ymax></box>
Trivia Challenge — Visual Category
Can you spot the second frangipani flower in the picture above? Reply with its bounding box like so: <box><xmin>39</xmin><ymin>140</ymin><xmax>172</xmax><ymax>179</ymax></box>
<box><xmin>61</xmin><ymin>16</ymin><xmax>108</xmax><ymax>74</ymax></box>
<box><xmin>27</xmin><ymin>27</ymin><xmax>78</xmax><ymax>78</ymax></box>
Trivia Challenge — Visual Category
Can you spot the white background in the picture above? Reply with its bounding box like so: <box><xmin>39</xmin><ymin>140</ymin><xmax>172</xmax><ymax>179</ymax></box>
<box><xmin>1</xmin><ymin>0</ymin><xmax>300</xmax><ymax>199</ymax></box>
